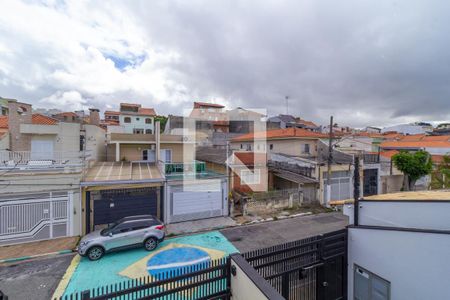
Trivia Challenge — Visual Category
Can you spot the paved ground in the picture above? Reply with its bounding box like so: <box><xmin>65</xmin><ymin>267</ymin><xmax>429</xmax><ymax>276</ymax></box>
<box><xmin>0</xmin><ymin>237</ymin><xmax>79</xmax><ymax>260</ymax></box>
<box><xmin>61</xmin><ymin>231</ymin><xmax>238</xmax><ymax>298</ymax></box>
<box><xmin>0</xmin><ymin>254</ymin><xmax>75</xmax><ymax>300</ymax></box>
<box><xmin>166</xmin><ymin>216</ymin><xmax>236</xmax><ymax>235</ymax></box>
<box><xmin>221</xmin><ymin>212</ymin><xmax>348</xmax><ymax>252</ymax></box>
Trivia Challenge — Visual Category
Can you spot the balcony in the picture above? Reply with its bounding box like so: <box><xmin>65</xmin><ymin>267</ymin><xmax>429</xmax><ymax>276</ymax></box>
<box><xmin>163</xmin><ymin>160</ymin><xmax>206</xmax><ymax>175</ymax></box>
<box><xmin>363</xmin><ymin>153</ymin><xmax>380</xmax><ymax>164</ymax></box>
<box><xmin>0</xmin><ymin>150</ymin><xmax>83</xmax><ymax>170</ymax></box>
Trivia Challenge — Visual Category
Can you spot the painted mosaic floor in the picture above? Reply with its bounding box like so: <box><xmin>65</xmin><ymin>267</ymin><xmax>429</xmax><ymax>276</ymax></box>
<box><xmin>62</xmin><ymin>231</ymin><xmax>238</xmax><ymax>297</ymax></box>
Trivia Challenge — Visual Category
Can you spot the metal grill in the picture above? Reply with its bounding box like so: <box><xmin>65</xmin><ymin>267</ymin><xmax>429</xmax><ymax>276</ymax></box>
<box><xmin>243</xmin><ymin>229</ymin><xmax>347</xmax><ymax>300</ymax></box>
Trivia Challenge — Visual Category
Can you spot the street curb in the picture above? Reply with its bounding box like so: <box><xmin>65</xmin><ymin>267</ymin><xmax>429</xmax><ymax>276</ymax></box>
<box><xmin>0</xmin><ymin>249</ymin><xmax>74</xmax><ymax>264</ymax></box>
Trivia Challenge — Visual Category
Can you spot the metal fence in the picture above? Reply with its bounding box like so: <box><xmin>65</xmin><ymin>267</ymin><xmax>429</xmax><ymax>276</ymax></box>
<box><xmin>58</xmin><ymin>257</ymin><xmax>231</xmax><ymax>300</ymax></box>
<box><xmin>243</xmin><ymin>229</ymin><xmax>347</xmax><ymax>300</ymax></box>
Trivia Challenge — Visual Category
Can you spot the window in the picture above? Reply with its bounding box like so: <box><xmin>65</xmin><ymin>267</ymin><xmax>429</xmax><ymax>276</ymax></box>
<box><xmin>270</xmin><ymin>144</ymin><xmax>273</xmax><ymax>150</ymax></box>
<box><xmin>133</xmin><ymin>128</ymin><xmax>144</xmax><ymax>134</ymax></box>
<box><xmin>240</xmin><ymin>144</ymin><xmax>243</xmax><ymax>149</ymax></box>
<box><xmin>124</xmin><ymin>117</ymin><xmax>131</xmax><ymax>123</ymax></box>
<box><xmin>145</xmin><ymin>129</ymin><xmax>152</xmax><ymax>134</ymax></box>
<box><xmin>240</xmin><ymin>169</ymin><xmax>260</xmax><ymax>185</ymax></box>
<box><xmin>354</xmin><ymin>265</ymin><xmax>390</xmax><ymax>300</ymax></box>
<box><xmin>136</xmin><ymin>117</ymin><xmax>140</xmax><ymax>121</ymax></box>
<box><xmin>160</xmin><ymin>149</ymin><xmax>172</xmax><ymax>163</ymax></box>
<box><xmin>303</xmin><ymin>143</ymin><xmax>310</xmax><ymax>154</ymax></box>
<box><xmin>145</xmin><ymin>118</ymin><xmax>152</xmax><ymax>124</ymax></box>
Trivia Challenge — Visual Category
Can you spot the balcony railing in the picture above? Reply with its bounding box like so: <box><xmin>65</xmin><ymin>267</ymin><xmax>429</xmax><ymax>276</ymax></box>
<box><xmin>363</xmin><ymin>153</ymin><xmax>380</xmax><ymax>164</ymax></box>
<box><xmin>164</xmin><ymin>160</ymin><xmax>206</xmax><ymax>175</ymax></box>
<box><xmin>0</xmin><ymin>151</ymin><xmax>84</xmax><ymax>170</ymax></box>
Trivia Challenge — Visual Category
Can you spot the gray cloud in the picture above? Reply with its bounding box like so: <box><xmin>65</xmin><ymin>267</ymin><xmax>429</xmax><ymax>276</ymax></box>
<box><xmin>1</xmin><ymin>0</ymin><xmax>450</xmax><ymax>127</ymax></box>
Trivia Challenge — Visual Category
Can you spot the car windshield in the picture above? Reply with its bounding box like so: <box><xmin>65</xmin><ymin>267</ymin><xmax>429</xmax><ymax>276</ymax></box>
<box><xmin>100</xmin><ymin>221</ymin><xmax>119</xmax><ymax>236</ymax></box>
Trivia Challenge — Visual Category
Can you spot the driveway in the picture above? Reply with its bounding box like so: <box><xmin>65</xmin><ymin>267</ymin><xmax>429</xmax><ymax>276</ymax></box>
<box><xmin>0</xmin><ymin>254</ymin><xmax>75</xmax><ymax>300</ymax></box>
<box><xmin>221</xmin><ymin>212</ymin><xmax>348</xmax><ymax>252</ymax></box>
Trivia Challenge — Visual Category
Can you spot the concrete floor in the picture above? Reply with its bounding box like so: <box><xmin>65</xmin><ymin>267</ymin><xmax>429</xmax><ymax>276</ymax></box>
<box><xmin>167</xmin><ymin>216</ymin><xmax>236</xmax><ymax>236</ymax></box>
<box><xmin>0</xmin><ymin>254</ymin><xmax>74</xmax><ymax>300</ymax></box>
<box><xmin>221</xmin><ymin>212</ymin><xmax>348</xmax><ymax>252</ymax></box>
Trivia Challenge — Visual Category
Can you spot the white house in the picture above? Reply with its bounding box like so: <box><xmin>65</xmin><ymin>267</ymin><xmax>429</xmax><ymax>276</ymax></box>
<box><xmin>334</xmin><ymin>191</ymin><xmax>450</xmax><ymax>300</ymax></box>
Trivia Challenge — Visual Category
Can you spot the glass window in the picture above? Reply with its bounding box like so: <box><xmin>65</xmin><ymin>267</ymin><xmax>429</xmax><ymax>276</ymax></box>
<box><xmin>354</xmin><ymin>265</ymin><xmax>390</xmax><ymax>300</ymax></box>
<box><xmin>270</xmin><ymin>144</ymin><xmax>273</xmax><ymax>150</ymax></box>
<box><xmin>145</xmin><ymin>118</ymin><xmax>152</xmax><ymax>124</ymax></box>
<box><xmin>124</xmin><ymin>117</ymin><xmax>131</xmax><ymax>123</ymax></box>
<box><xmin>303</xmin><ymin>143</ymin><xmax>310</xmax><ymax>154</ymax></box>
<box><xmin>136</xmin><ymin>117</ymin><xmax>140</xmax><ymax>121</ymax></box>
<box><xmin>145</xmin><ymin>129</ymin><xmax>152</xmax><ymax>134</ymax></box>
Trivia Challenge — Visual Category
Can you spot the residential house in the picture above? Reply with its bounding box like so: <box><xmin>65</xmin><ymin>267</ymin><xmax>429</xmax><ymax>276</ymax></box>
<box><xmin>381</xmin><ymin>122</ymin><xmax>433</xmax><ymax>135</ymax></box>
<box><xmin>0</xmin><ymin>99</ymin><xmax>106</xmax><ymax>246</ymax></box>
<box><xmin>82</xmin><ymin>122</ymin><xmax>228</xmax><ymax>233</ymax></box>
<box><xmin>189</xmin><ymin>101</ymin><xmax>228</xmax><ymax>133</ymax></box>
<box><xmin>332</xmin><ymin>190</ymin><xmax>450</xmax><ymax>300</ymax></box>
<box><xmin>104</xmin><ymin>103</ymin><xmax>157</xmax><ymax>134</ymax></box>
<box><xmin>267</xmin><ymin>114</ymin><xmax>319</xmax><ymax>132</ymax></box>
<box><xmin>229</xmin><ymin>128</ymin><xmax>355</xmax><ymax>205</ymax></box>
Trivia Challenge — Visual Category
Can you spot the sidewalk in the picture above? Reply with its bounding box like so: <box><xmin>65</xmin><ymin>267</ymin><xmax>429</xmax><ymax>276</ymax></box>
<box><xmin>166</xmin><ymin>217</ymin><xmax>236</xmax><ymax>236</ymax></box>
<box><xmin>0</xmin><ymin>236</ymin><xmax>79</xmax><ymax>262</ymax></box>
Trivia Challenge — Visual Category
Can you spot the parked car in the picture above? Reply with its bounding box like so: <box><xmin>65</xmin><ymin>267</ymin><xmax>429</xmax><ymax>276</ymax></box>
<box><xmin>77</xmin><ymin>215</ymin><xmax>165</xmax><ymax>260</ymax></box>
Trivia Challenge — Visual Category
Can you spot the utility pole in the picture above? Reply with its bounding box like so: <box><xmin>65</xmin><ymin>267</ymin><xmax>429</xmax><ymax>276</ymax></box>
<box><xmin>326</xmin><ymin>116</ymin><xmax>333</xmax><ymax>206</ymax></box>
<box><xmin>353</xmin><ymin>155</ymin><xmax>360</xmax><ymax>225</ymax></box>
<box><xmin>285</xmin><ymin>96</ymin><xmax>289</xmax><ymax>115</ymax></box>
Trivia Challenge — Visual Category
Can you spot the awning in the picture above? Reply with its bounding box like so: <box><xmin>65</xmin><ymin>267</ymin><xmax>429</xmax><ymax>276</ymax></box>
<box><xmin>272</xmin><ymin>170</ymin><xmax>318</xmax><ymax>184</ymax></box>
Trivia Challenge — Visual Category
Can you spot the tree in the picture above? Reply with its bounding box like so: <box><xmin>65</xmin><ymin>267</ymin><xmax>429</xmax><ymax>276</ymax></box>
<box><xmin>392</xmin><ymin>150</ymin><xmax>432</xmax><ymax>191</ymax></box>
<box><xmin>154</xmin><ymin>115</ymin><xmax>168</xmax><ymax>133</ymax></box>
<box><xmin>430</xmin><ymin>155</ymin><xmax>450</xmax><ymax>189</ymax></box>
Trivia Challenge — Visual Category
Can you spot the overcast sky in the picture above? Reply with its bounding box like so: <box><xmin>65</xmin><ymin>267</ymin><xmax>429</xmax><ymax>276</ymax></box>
<box><xmin>1</xmin><ymin>0</ymin><xmax>449</xmax><ymax>127</ymax></box>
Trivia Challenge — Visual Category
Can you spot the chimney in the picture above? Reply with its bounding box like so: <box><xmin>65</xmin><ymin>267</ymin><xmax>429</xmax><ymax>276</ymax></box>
<box><xmin>89</xmin><ymin>108</ymin><xmax>100</xmax><ymax>126</ymax></box>
<box><xmin>7</xmin><ymin>99</ymin><xmax>32</xmax><ymax>151</ymax></box>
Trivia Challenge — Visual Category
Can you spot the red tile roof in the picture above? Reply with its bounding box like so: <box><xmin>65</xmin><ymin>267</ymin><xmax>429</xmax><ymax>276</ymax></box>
<box><xmin>295</xmin><ymin>118</ymin><xmax>318</xmax><ymax>128</ymax></box>
<box><xmin>120</xmin><ymin>103</ymin><xmax>141</xmax><ymax>107</ymax></box>
<box><xmin>104</xmin><ymin>110</ymin><xmax>120</xmax><ymax>116</ymax></box>
<box><xmin>380</xmin><ymin>139</ymin><xmax>450</xmax><ymax>149</ymax></box>
<box><xmin>137</xmin><ymin>107</ymin><xmax>156</xmax><ymax>116</ymax></box>
<box><xmin>0</xmin><ymin>116</ymin><xmax>8</xmax><ymax>129</ymax></box>
<box><xmin>380</xmin><ymin>150</ymin><xmax>399</xmax><ymax>159</ymax></box>
<box><xmin>32</xmin><ymin>114</ymin><xmax>59</xmax><ymax>125</ymax></box>
<box><xmin>194</xmin><ymin>101</ymin><xmax>225</xmax><ymax>108</ymax></box>
<box><xmin>233</xmin><ymin>152</ymin><xmax>267</xmax><ymax>166</ymax></box>
<box><xmin>232</xmin><ymin>127</ymin><xmax>328</xmax><ymax>142</ymax></box>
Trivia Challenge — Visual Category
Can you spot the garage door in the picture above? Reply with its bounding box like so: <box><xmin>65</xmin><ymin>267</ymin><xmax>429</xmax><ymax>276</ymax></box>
<box><xmin>91</xmin><ymin>188</ymin><xmax>158</xmax><ymax>230</ymax></box>
<box><xmin>323</xmin><ymin>171</ymin><xmax>352</xmax><ymax>202</ymax></box>
<box><xmin>168</xmin><ymin>181</ymin><xmax>226</xmax><ymax>223</ymax></box>
<box><xmin>0</xmin><ymin>191</ymin><xmax>73</xmax><ymax>246</ymax></box>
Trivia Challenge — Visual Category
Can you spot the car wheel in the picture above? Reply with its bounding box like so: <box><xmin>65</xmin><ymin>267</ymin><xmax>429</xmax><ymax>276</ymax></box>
<box><xmin>144</xmin><ymin>237</ymin><xmax>158</xmax><ymax>251</ymax></box>
<box><xmin>87</xmin><ymin>246</ymin><xmax>104</xmax><ymax>261</ymax></box>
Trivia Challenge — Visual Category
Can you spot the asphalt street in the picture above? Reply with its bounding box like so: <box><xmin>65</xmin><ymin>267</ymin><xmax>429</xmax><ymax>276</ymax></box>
<box><xmin>221</xmin><ymin>212</ymin><xmax>348</xmax><ymax>252</ymax></box>
<box><xmin>0</xmin><ymin>253</ymin><xmax>74</xmax><ymax>300</ymax></box>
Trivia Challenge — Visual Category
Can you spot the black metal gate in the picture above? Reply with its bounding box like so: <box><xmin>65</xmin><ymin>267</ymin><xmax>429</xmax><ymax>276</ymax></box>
<box><xmin>363</xmin><ymin>169</ymin><xmax>378</xmax><ymax>196</ymax></box>
<box><xmin>243</xmin><ymin>229</ymin><xmax>347</xmax><ymax>300</ymax></box>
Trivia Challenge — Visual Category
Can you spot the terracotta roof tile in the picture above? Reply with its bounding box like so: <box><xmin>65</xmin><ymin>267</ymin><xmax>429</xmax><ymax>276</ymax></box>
<box><xmin>233</xmin><ymin>152</ymin><xmax>267</xmax><ymax>166</ymax></box>
<box><xmin>380</xmin><ymin>139</ymin><xmax>450</xmax><ymax>149</ymax></box>
<box><xmin>53</xmin><ymin>112</ymin><xmax>78</xmax><ymax>118</ymax></box>
<box><xmin>0</xmin><ymin>116</ymin><xmax>8</xmax><ymax>129</ymax></box>
<box><xmin>380</xmin><ymin>150</ymin><xmax>399</xmax><ymax>159</ymax></box>
<box><xmin>32</xmin><ymin>114</ymin><xmax>59</xmax><ymax>125</ymax></box>
<box><xmin>232</xmin><ymin>127</ymin><xmax>328</xmax><ymax>142</ymax></box>
<box><xmin>137</xmin><ymin>107</ymin><xmax>156</xmax><ymax>116</ymax></box>
<box><xmin>104</xmin><ymin>110</ymin><xmax>120</xmax><ymax>115</ymax></box>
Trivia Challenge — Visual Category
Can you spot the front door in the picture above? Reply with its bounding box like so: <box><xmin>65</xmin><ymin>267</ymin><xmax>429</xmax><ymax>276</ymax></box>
<box><xmin>142</xmin><ymin>149</ymin><xmax>156</xmax><ymax>162</ymax></box>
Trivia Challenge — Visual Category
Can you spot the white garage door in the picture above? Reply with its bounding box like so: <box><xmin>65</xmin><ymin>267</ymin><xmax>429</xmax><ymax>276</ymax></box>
<box><xmin>168</xmin><ymin>181</ymin><xmax>226</xmax><ymax>223</ymax></box>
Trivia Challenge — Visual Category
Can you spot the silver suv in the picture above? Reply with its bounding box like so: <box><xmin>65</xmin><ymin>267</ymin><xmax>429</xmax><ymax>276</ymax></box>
<box><xmin>77</xmin><ymin>215</ymin><xmax>165</xmax><ymax>260</ymax></box>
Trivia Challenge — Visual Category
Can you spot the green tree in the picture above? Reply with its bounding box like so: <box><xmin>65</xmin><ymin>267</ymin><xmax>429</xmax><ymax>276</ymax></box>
<box><xmin>430</xmin><ymin>155</ymin><xmax>450</xmax><ymax>189</ymax></box>
<box><xmin>392</xmin><ymin>150</ymin><xmax>432</xmax><ymax>191</ymax></box>
<box><xmin>154</xmin><ymin>115</ymin><xmax>168</xmax><ymax>133</ymax></box>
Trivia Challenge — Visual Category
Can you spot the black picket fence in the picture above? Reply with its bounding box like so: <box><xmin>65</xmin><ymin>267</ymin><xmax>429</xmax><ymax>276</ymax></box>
<box><xmin>58</xmin><ymin>257</ymin><xmax>231</xmax><ymax>300</ymax></box>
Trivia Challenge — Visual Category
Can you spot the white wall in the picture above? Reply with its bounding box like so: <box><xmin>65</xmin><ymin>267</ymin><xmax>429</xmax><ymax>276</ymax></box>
<box><xmin>348</xmin><ymin>227</ymin><xmax>450</xmax><ymax>300</ymax></box>
<box><xmin>358</xmin><ymin>201</ymin><xmax>450</xmax><ymax>230</ymax></box>
<box><xmin>230</xmin><ymin>259</ymin><xmax>270</xmax><ymax>300</ymax></box>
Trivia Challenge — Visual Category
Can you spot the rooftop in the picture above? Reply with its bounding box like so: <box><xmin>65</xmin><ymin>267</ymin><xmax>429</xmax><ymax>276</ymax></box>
<box><xmin>193</xmin><ymin>101</ymin><xmax>225</xmax><ymax>108</ymax></box>
<box><xmin>232</xmin><ymin>127</ymin><xmax>328</xmax><ymax>142</ymax></box>
<box><xmin>82</xmin><ymin>162</ymin><xmax>164</xmax><ymax>184</ymax></box>
<box><xmin>330</xmin><ymin>190</ymin><xmax>450</xmax><ymax>205</ymax></box>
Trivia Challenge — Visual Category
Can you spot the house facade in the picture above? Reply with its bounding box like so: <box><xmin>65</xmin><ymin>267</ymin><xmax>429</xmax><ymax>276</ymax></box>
<box><xmin>0</xmin><ymin>99</ymin><xmax>106</xmax><ymax>246</ymax></box>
